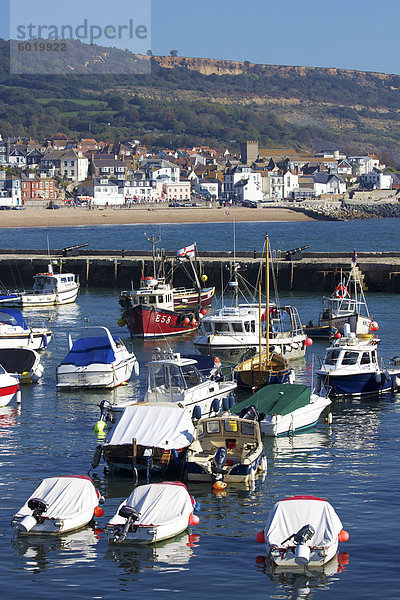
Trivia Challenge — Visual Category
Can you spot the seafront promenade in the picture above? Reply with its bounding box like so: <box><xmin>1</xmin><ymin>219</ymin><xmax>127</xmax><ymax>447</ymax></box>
<box><xmin>2</xmin><ymin>249</ymin><xmax>400</xmax><ymax>293</ymax></box>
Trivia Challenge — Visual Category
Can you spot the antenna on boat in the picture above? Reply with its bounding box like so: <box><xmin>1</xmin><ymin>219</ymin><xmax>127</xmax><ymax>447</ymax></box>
<box><xmin>144</xmin><ymin>232</ymin><xmax>161</xmax><ymax>279</ymax></box>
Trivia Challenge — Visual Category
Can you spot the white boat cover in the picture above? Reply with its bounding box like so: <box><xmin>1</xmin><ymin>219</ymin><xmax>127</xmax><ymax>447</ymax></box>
<box><xmin>109</xmin><ymin>482</ymin><xmax>194</xmax><ymax>526</ymax></box>
<box><xmin>265</xmin><ymin>496</ymin><xmax>343</xmax><ymax>547</ymax></box>
<box><xmin>14</xmin><ymin>476</ymin><xmax>99</xmax><ymax>519</ymax></box>
<box><xmin>105</xmin><ymin>404</ymin><xmax>195</xmax><ymax>449</ymax></box>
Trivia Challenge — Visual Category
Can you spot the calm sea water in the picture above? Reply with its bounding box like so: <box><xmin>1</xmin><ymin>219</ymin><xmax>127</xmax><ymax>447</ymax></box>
<box><xmin>0</xmin><ymin>220</ymin><xmax>399</xmax><ymax>600</ymax></box>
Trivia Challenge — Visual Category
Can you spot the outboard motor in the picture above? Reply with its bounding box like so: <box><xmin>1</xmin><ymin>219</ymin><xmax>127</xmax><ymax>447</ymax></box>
<box><xmin>211</xmin><ymin>447</ymin><xmax>228</xmax><ymax>483</ymax></box>
<box><xmin>98</xmin><ymin>399</ymin><xmax>112</xmax><ymax>422</ymax></box>
<box><xmin>238</xmin><ymin>404</ymin><xmax>260</xmax><ymax>422</ymax></box>
<box><xmin>16</xmin><ymin>498</ymin><xmax>48</xmax><ymax>533</ymax></box>
<box><xmin>114</xmin><ymin>505</ymin><xmax>140</xmax><ymax>543</ymax></box>
<box><xmin>293</xmin><ymin>524</ymin><xmax>315</xmax><ymax>566</ymax></box>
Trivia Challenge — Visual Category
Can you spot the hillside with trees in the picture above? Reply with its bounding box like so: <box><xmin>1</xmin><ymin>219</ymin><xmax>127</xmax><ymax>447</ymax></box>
<box><xmin>1</xmin><ymin>39</ymin><xmax>400</xmax><ymax>164</ymax></box>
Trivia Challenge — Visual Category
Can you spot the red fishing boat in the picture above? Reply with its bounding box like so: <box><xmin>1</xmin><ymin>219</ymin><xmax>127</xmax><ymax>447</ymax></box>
<box><xmin>121</xmin><ymin>279</ymin><xmax>203</xmax><ymax>338</ymax></box>
<box><xmin>119</xmin><ymin>239</ymin><xmax>214</xmax><ymax>338</ymax></box>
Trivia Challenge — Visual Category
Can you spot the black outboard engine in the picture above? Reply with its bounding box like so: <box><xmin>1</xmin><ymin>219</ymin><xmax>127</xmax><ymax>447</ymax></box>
<box><xmin>114</xmin><ymin>505</ymin><xmax>141</xmax><ymax>543</ymax></box>
<box><xmin>98</xmin><ymin>399</ymin><xmax>112</xmax><ymax>422</ymax></box>
<box><xmin>211</xmin><ymin>447</ymin><xmax>228</xmax><ymax>483</ymax></box>
<box><xmin>293</xmin><ymin>524</ymin><xmax>315</xmax><ymax>545</ymax></box>
<box><xmin>238</xmin><ymin>404</ymin><xmax>260</xmax><ymax>422</ymax></box>
<box><xmin>16</xmin><ymin>498</ymin><xmax>48</xmax><ymax>533</ymax></box>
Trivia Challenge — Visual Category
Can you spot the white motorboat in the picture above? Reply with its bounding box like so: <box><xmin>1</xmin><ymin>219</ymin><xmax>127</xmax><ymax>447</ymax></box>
<box><xmin>11</xmin><ymin>475</ymin><xmax>104</xmax><ymax>535</ymax></box>
<box><xmin>107</xmin><ymin>482</ymin><xmax>199</xmax><ymax>544</ymax></box>
<box><xmin>0</xmin><ymin>263</ymin><xmax>80</xmax><ymax>307</ymax></box>
<box><xmin>232</xmin><ymin>384</ymin><xmax>331</xmax><ymax>436</ymax></box>
<box><xmin>0</xmin><ymin>308</ymin><xmax>52</xmax><ymax>350</ymax></box>
<box><xmin>143</xmin><ymin>349</ymin><xmax>237</xmax><ymax>421</ymax></box>
<box><xmin>186</xmin><ymin>414</ymin><xmax>267</xmax><ymax>486</ymax></box>
<box><xmin>98</xmin><ymin>402</ymin><xmax>196</xmax><ymax>478</ymax></box>
<box><xmin>56</xmin><ymin>327</ymin><xmax>139</xmax><ymax>389</ymax></box>
<box><xmin>256</xmin><ymin>495</ymin><xmax>349</xmax><ymax>567</ymax></box>
<box><xmin>315</xmin><ymin>328</ymin><xmax>400</xmax><ymax>397</ymax></box>
<box><xmin>0</xmin><ymin>347</ymin><xmax>43</xmax><ymax>383</ymax></box>
<box><xmin>0</xmin><ymin>365</ymin><xmax>19</xmax><ymax>407</ymax></box>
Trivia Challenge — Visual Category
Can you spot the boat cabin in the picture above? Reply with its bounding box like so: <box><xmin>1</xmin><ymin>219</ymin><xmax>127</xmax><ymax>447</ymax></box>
<box><xmin>33</xmin><ymin>272</ymin><xmax>78</xmax><ymax>294</ymax></box>
<box><xmin>130</xmin><ymin>280</ymin><xmax>174</xmax><ymax>311</ymax></box>
<box><xmin>320</xmin><ymin>341</ymin><xmax>378</xmax><ymax>372</ymax></box>
<box><xmin>321</xmin><ymin>296</ymin><xmax>361</xmax><ymax>320</ymax></box>
<box><xmin>145</xmin><ymin>353</ymin><xmax>207</xmax><ymax>403</ymax></box>
<box><xmin>199</xmin><ymin>304</ymin><xmax>259</xmax><ymax>336</ymax></box>
<box><xmin>193</xmin><ymin>416</ymin><xmax>262</xmax><ymax>456</ymax></box>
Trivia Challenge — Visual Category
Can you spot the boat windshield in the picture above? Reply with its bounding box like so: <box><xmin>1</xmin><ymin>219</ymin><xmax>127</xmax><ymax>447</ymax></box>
<box><xmin>181</xmin><ymin>363</ymin><xmax>206</xmax><ymax>387</ymax></box>
<box><xmin>341</xmin><ymin>351</ymin><xmax>359</xmax><ymax>365</ymax></box>
<box><xmin>325</xmin><ymin>349</ymin><xmax>341</xmax><ymax>365</ymax></box>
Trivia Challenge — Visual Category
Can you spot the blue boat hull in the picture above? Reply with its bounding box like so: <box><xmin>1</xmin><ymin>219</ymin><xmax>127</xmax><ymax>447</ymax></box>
<box><xmin>318</xmin><ymin>371</ymin><xmax>400</xmax><ymax>397</ymax></box>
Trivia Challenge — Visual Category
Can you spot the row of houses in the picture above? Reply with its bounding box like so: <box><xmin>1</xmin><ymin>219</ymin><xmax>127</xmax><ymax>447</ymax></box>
<box><xmin>0</xmin><ymin>134</ymin><xmax>396</xmax><ymax>207</ymax></box>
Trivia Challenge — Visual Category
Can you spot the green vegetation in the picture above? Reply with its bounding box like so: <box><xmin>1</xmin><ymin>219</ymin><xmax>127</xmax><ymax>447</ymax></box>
<box><xmin>1</xmin><ymin>38</ymin><xmax>400</xmax><ymax>163</ymax></box>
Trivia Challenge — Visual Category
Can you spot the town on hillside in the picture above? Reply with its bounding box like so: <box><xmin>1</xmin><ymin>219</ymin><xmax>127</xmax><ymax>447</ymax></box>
<box><xmin>0</xmin><ymin>136</ymin><xmax>397</xmax><ymax>211</ymax></box>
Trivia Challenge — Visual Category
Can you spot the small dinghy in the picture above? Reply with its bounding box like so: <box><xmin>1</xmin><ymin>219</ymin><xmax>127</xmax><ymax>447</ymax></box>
<box><xmin>106</xmin><ymin>482</ymin><xmax>199</xmax><ymax>544</ymax></box>
<box><xmin>0</xmin><ymin>365</ymin><xmax>19</xmax><ymax>407</ymax></box>
<box><xmin>186</xmin><ymin>414</ymin><xmax>267</xmax><ymax>487</ymax></box>
<box><xmin>256</xmin><ymin>495</ymin><xmax>349</xmax><ymax>567</ymax></box>
<box><xmin>0</xmin><ymin>347</ymin><xmax>43</xmax><ymax>383</ymax></box>
<box><xmin>0</xmin><ymin>308</ymin><xmax>52</xmax><ymax>350</ymax></box>
<box><xmin>231</xmin><ymin>384</ymin><xmax>331</xmax><ymax>436</ymax></box>
<box><xmin>56</xmin><ymin>326</ymin><xmax>139</xmax><ymax>389</ymax></box>
<box><xmin>11</xmin><ymin>475</ymin><xmax>104</xmax><ymax>535</ymax></box>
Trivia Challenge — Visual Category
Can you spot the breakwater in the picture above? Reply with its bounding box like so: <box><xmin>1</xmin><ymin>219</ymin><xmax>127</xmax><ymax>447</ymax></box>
<box><xmin>2</xmin><ymin>249</ymin><xmax>400</xmax><ymax>293</ymax></box>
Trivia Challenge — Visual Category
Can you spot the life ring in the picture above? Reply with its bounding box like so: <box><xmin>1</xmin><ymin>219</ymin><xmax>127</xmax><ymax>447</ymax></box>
<box><xmin>334</xmin><ymin>284</ymin><xmax>348</xmax><ymax>299</ymax></box>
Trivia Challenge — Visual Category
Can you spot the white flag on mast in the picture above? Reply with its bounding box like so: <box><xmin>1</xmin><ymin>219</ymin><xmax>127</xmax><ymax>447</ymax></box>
<box><xmin>177</xmin><ymin>243</ymin><xmax>196</xmax><ymax>259</ymax></box>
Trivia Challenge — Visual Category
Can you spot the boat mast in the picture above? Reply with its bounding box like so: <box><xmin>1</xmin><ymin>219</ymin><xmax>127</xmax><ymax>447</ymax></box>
<box><xmin>144</xmin><ymin>232</ymin><xmax>161</xmax><ymax>279</ymax></box>
<box><xmin>266</xmin><ymin>234</ymin><xmax>270</xmax><ymax>365</ymax></box>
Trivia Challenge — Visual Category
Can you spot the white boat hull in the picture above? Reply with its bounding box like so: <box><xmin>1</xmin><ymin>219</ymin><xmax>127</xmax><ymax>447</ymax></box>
<box><xmin>260</xmin><ymin>395</ymin><xmax>331</xmax><ymax>436</ymax></box>
<box><xmin>0</xmin><ymin>374</ymin><xmax>19</xmax><ymax>407</ymax></box>
<box><xmin>12</xmin><ymin>509</ymin><xmax>96</xmax><ymax>535</ymax></box>
<box><xmin>108</xmin><ymin>517</ymin><xmax>190</xmax><ymax>545</ymax></box>
<box><xmin>194</xmin><ymin>334</ymin><xmax>306</xmax><ymax>363</ymax></box>
<box><xmin>0</xmin><ymin>330</ymin><xmax>52</xmax><ymax>350</ymax></box>
<box><xmin>56</xmin><ymin>357</ymin><xmax>138</xmax><ymax>389</ymax></box>
<box><xmin>267</xmin><ymin>540</ymin><xmax>338</xmax><ymax>567</ymax></box>
<box><xmin>15</xmin><ymin>286</ymin><xmax>79</xmax><ymax>307</ymax></box>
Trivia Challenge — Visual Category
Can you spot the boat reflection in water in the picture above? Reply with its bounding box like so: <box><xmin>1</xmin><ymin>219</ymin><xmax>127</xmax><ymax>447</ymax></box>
<box><xmin>106</xmin><ymin>531</ymin><xmax>200</xmax><ymax>575</ymax></box>
<box><xmin>11</xmin><ymin>528</ymin><xmax>101</xmax><ymax>572</ymax></box>
<box><xmin>256</xmin><ymin>551</ymin><xmax>350</xmax><ymax>600</ymax></box>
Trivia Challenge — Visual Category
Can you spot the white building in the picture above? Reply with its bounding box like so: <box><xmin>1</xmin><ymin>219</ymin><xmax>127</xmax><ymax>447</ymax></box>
<box><xmin>194</xmin><ymin>178</ymin><xmax>219</xmax><ymax>199</ymax></box>
<box><xmin>91</xmin><ymin>178</ymin><xmax>123</xmax><ymax>206</ymax></box>
<box><xmin>164</xmin><ymin>181</ymin><xmax>191</xmax><ymax>202</ymax></box>
<box><xmin>117</xmin><ymin>179</ymin><xmax>157</xmax><ymax>202</ymax></box>
<box><xmin>224</xmin><ymin>166</ymin><xmax>262</xmax><ymax>201</ymax></box>
<box><xmin>313</xmin><ymin>173</ymin><xmax>346</xmax><ymax>196</ymax></box>
<box><xmin>360</xmin><ymin>171</ymin><xmax>392</xmax><ymax>190</ymax></box>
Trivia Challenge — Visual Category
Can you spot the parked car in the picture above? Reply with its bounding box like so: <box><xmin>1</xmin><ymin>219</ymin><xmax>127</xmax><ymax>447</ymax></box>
<box><xmin>242</xmin><ymin>200</ymin><xmax>258</xmax><ymax>208</ymax></box>
<box><xmin>169</xmin><ymin>202</ymin><xmax>181</xmax><ymax>207</ymax></box>
<box><xmin>46</xmin><ymin>202</ymin><xmax>60</xmax><ymax>209</ymax></box>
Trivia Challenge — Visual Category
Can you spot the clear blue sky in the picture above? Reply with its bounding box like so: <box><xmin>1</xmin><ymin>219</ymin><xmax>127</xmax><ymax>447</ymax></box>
<box><xmin>1</xmin><ymin>0</ymin><xmax>399</xmax><ymax>74</ymax></box>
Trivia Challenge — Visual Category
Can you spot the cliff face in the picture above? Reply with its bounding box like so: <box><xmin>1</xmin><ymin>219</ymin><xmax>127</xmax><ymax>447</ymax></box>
<box><xmin>153</xmin><ymin>55</ymin><xmax>395</xmax><ymax>83</ymax></box>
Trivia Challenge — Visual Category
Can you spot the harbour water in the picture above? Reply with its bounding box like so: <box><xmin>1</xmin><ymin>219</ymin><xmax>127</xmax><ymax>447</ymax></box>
<box><xmin>0</xmin><ymin>220</ymin><xmax>399</xmax><ymax>599</ymax></box>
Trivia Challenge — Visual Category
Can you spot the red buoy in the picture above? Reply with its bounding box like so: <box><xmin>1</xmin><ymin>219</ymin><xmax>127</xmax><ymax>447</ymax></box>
<box><xmin>94</xmin><ymin>506</ymin><xmax>104</xmax><ymax>518</ymax></box>
<box><xmin>338</xmin><ymin>529</ymin><xmax>349</xmax><ymax>542</ymax></box>
<box><xmin>183</xmin><ymin>317</ymin><xmax>190</xmax><ymax>325</ymax></box>
<box><xmin>200</xmin><ymin>308</ymin><xmax>207</xmax><ymax>316</ymax></box>
<box><xmin>369</xmin><ymin>321</ymin><xmax>379</xmax><ymax>332</ymax></box>
<box><xmin>334</xmin><ymin>332</ymin><xmax>342</xmax><ymax>339</ymax></box>
<box><xmin>256</xmin><ymin>530</ymin><xmax>265</xmax><ymax>544</ymax></box>
<box><xmin>304</xmin><ymin>337</ymin><xmax>313</xmax><ymax>347</ymax></box>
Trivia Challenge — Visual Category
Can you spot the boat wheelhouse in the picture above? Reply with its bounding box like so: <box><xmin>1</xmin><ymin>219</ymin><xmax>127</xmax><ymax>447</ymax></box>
<box><xmin>315</xmin><ymin>333</ymin><xmax>400</xmax><ymax>397</ymax></box>
<box><xmin>0</xmin><ymin>308</ymin><xmax>52</xmax><ymax>350</ymax></box>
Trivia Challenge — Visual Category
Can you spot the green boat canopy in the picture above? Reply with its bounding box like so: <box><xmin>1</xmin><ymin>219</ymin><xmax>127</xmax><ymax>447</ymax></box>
<box><xmin>231</xmin><ymin>384</ymin><xmax>311</xmax><ymax>417</ymax></box>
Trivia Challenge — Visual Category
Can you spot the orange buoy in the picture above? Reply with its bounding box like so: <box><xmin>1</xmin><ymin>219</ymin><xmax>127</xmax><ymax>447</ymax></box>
<box><xmin>94</xmin><ymin>506</ymin><xmax>104</xmax><ymax>518</ymax></box>
<box><xmin>212</xmin><ymin>480</ymin><xmax>227</xmax><ymax>490</ymax></box>
<box><xmin>183</xmin><ymin>317</ymin><xmax>190</xmax><ymax>325</ymax></box>
<box><xmin>256</xmin><ymin>530</ymin><xmax>265</xmax><ymax>544</ymax></box>
<box><xmin>188</xmin><ymin>513</ymin><xmax>200</xmax><ymax>526</ymax></box>
<box><xmin>338</xmin><ymin>529</ymin><xmax>349</xmax><ymax>542</ymax></box>
<box><xmin>369</xmin><ymin>321</ymin><xmax>379</xmax><ymax>332</ymax></box>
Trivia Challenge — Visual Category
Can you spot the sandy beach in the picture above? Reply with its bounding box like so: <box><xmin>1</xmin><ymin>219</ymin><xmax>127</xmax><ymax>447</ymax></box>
<box><xmin>0</xmin><ymin>205</ymin><xmax>314</xmax><ymax>228</ymax></box>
